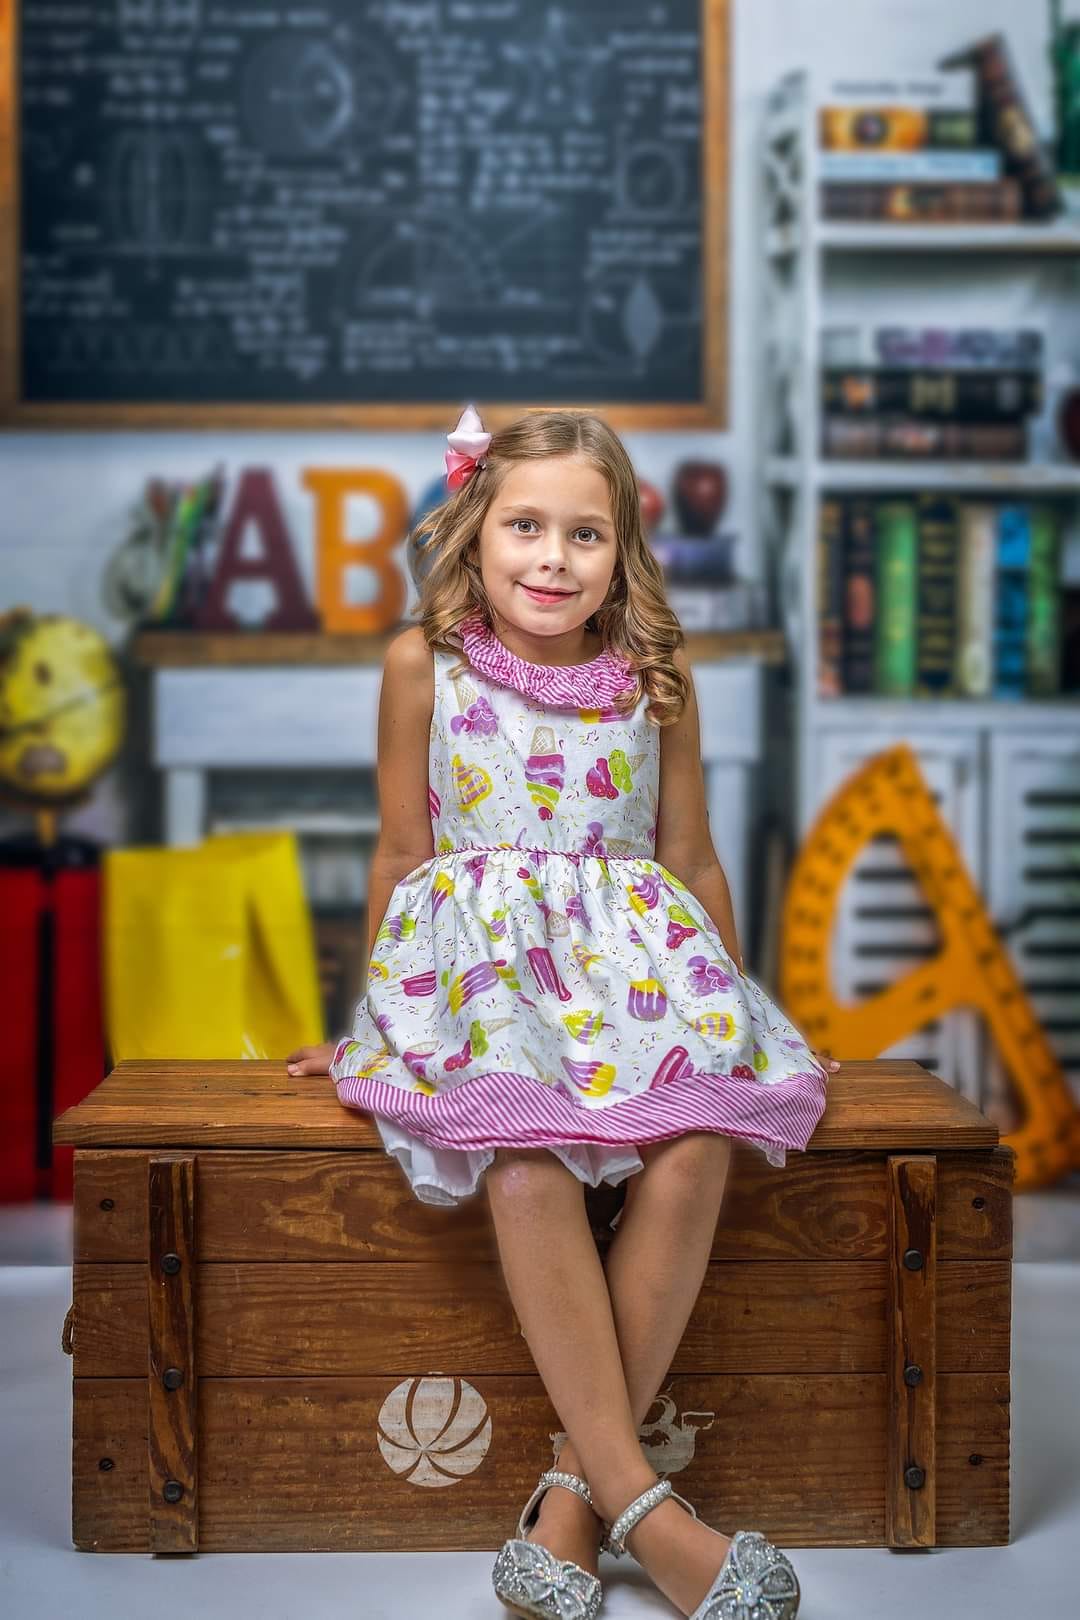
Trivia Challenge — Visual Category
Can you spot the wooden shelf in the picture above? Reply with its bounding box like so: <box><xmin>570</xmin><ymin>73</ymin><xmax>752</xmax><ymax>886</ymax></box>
<box><xmin>766</xmin><ymin>456</ymin><xmax>1080</xmax><ymax>493</ymax></box>
<box><xmin>132</xmin><ymin>626</ymin><xmax>789</xmax><ymax>669</ymax></box>
<box><xmin>812</xmin><ymin>695</ymin><xmax>1079</xmax><ymax>728</ymax></box>
<box><xmin>768</xmin><ymin>221</ymin><xmax>1080</xmax><ymax>258</ymax></box>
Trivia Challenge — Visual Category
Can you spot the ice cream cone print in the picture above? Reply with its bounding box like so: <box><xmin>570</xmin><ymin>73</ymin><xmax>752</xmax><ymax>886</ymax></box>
<box><xmin>649</xmin><ymin>1045</ymin><xmax>694</xmax><ymax>1087</ymax></box>
<box><xmin>403</xmin><ymin>1042</ymin><xmax>439</xmax><ymax>1085</ymax></box>
<box><xmin>431</xmin><ymin>871</ymin><xmax>455</xmax><ymax>916</ymax></box>
<box><xmin>338</xmin><ymin>1043</ymin><xmax>394</xmax><ymax>1081</ymax></box>
<box><xmin>447</xmin><ymin>958</ymin><xmax>500</xmax><ymax>1014</ymax></box>
<box><xmin>572</xmin><ymin>941</ymin><xmax>604</xmax><ymax>975</ymax></box>
<box><xmin>626</xmin><ymin>871</ymin><xmax>661</xmax><ymax>914</ymax></box>
<box><xmin>525</xmin><ymin>725</ymin><xmax>565</xmax><ymax>821</ymax></box>
<box><xmin>481</xmin><ymin>908</ymin><xmax>508</xmax><ymax>942</ymax></box>
<box><xmin>693</xmin><ymin>1011</ymin><xmax>737</xmax><ymax>1040</ymax></box>
<box><xmin>560</xmin><ymin>1056</ymin><xmax>618</xmax><ymax>1098</ymax></box>
<box><xmin>562</xmin><ymin>1008</ymin><xmax>606</xmax><ymax>1045</ymax></box>
<box><xmin>452</xmin><ymin>753</ymin><xmax>493</xmax><ymax>828</ymax></box>
<box><xmin>377</xmin><ymin>912</ymin><xmax>416</xmax><ymax>947</ymax></box>
<box><xmin>544</xmin><ymin>909</ymin><xmax>570</xmax><ymax>938</ymax></box>
<box><xmin>468</xmin><ymin>1019</ymin><xmax>489</xmax><ymax>1057</ymax></box>
<box><xmin>526</xmin><ymin>943</ymin><xmax>573</xmax><ymax>1001</ymax></box>
<box><xmin>627</xmin><ymin>977</ymin><xmax>668</xmax><ymax>1020</ymax></box>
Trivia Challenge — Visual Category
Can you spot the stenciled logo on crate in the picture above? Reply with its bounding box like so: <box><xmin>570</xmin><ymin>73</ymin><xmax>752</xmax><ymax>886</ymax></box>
<box><xmin>377</xmin><ymin>1375</ymin><xmax>492</xmax><ymax>1487</ymax></box>
<box><xmin>553</xmin><ymin>1387</ymin><xmax>716</xmax><ymax>1478</ymax></box>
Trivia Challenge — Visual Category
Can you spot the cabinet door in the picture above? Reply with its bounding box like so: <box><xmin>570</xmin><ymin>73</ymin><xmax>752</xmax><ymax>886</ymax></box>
<box><xmin>986</xmin><ymin>732</ymin><xmax>1080</xmax><ymax>1117</ymax></box>
<box><xmin>815</xmin><ymin>729</ymin><xmax>982</xmax><ymax>1101</ymax></box>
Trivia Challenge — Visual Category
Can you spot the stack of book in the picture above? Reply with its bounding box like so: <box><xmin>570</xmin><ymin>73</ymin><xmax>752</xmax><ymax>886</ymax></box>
<box><xmin>820</xmin><ymin>324</ymin><xmax>1043</xmax><ymax>462</ymax></box>
<box><xmin>817</xmin><ymin>494</ymin><xmax>1066</xmax><ymax>699</ymax></box>
<box><xmin>819</xmin><ymin>45</ymin><xmax>1059</xmax><ymax>223</ymax></box>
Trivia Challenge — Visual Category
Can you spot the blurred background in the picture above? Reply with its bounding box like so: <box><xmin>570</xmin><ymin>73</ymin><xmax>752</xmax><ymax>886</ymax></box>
<box><xmin>2</xmin><ymin>0</ymin><xmax>1079</xmax><ymax>1258</ymax></box>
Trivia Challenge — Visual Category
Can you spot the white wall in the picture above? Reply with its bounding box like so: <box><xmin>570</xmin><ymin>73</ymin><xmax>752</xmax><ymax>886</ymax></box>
<box><xmin>0</xmin><ymin>0</ymin><xmax>1067</xmax><ymax>844</ymax></box>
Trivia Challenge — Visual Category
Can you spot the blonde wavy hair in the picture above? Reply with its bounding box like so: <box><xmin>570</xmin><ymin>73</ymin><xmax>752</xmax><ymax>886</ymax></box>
<box><xmin>411</xmin><ymin>409</ymin><xmax>688</xmax><ymax>727</ymax></box>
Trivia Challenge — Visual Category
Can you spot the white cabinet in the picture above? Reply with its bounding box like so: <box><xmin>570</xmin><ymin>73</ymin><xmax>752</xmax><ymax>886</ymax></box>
<box><xmin>986</xmin><ymin>732</ymin><xmax>1080</xmax><ymax>1113</ymax></box>
<box><xmin>817</xmin><ymin>727</ymin><xmax>983</xmax><ymax>1101</ymax></box>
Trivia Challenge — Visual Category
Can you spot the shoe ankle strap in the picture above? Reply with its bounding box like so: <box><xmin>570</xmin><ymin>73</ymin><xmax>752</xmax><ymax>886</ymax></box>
<box><xmin>603</xmin><ymin>1479</ymin><xmax>672</xmax><ymax>1558</ymax></box>
<box><xmin>516</xmin><ymin>1469</ymin><xmax>594</xmax><ymax>1540</ymax></box>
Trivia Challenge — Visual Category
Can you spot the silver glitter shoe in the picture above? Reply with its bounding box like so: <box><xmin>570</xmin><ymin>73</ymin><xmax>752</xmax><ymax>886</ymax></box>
<box><xmin>602</xmin><ymin>1478</ymin><xmax>801</xmax><ymax>1620</ymax></box>
<box><xmin>491</xmin><ymin>1468</ymin><xmax>603</xmax><ymax>1620</ymax></box>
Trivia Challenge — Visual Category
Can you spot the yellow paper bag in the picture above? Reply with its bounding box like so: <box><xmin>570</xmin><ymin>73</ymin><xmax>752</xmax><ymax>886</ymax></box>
<box><xmin>104</xmin><ymin>831</ymin><xmax>325</xmax><ymax>1060</ymax></box>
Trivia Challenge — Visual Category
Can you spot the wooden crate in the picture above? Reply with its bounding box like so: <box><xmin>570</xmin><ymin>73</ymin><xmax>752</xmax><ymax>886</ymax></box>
<box><xmin>53</xmin><ymin>1058</ymin><xmax>1012</xmax><ymax>1553</ymax></box>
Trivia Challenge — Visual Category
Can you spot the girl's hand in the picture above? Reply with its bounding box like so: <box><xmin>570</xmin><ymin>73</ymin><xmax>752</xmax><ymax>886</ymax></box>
<box><xmin>813</xmin><ymin>1047</ymin><xmax>841</xmax><ymax>1073</ymax></box>
<box><xmin>286</xmin><ymin>1041</ymin><xmax>339</xmax><ymax>1076</ymax></box>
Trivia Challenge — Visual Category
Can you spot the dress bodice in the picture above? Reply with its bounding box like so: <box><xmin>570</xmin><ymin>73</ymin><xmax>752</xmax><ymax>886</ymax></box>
<box><xmin>427</xmin><ymin>618</ymin><xmax>660</xmax><ymax>861</ymax></box>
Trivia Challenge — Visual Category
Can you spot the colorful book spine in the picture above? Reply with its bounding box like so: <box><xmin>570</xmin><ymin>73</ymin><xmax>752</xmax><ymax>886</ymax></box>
<box><xmin>821</xmin><ymin>178</ymin><xmax>1022</xmax><ymax>222</ymax></box>
<box><xmin>993</xmin><ymin>505</ymin><xmax>1031</xmax><ymax>698</ymax></box>
<box><xmin>915</xmin><ymin>496</ymin><xmax>959</xmax><ymax>695</ymax></box>
<box><xmin>874</xmin><ymin>502</ymin><xmax>919</xmax><ymax>695</ymax></box>
<box><xmin>954</xmin><ymin>503</ymin><xmax>996</xmax><ymax>697</ymax></box>
<box><xmin>841</xmin><ymin>498</ymin><xmax>876</xmax><ymax>693</ymax></box>
<box><xmin>874</xmin><ymin>327</ymin><xmax>1043</xmax><ymax>371</ymax></box>
<box><xmin>822</xmin><ymin>368</ymin><xmax>1041</xmax><ymax>421</ymax></box>
<box><xmin>817</xmin><ymin>498</ymin><xmax>845</xmax><ymax>697</ymax></box>
<box><xmin>821</xmin><ymin>150</ymin><xmax>1000</xmax><ymax>182</ymax></box>
<box><xmin>940</xmin><ymin>34</ymin><xmax>1061</xmax><ymax>219</ymax></box>
<box><xmin>820</xmin><ymin>106</ymin><xmax>977</xmax><ymax>150</ymax></box>
<box><xmin>822</xmin><ymin>73</ymin><xmax>976</xmax><ymax>109</ymax></box>
<box><xmin>822</xmin><ymin>417</ymin><xmax>1027</xmax><ymax>460</ymax></box>
<box><xmin>1027</xmin><ymin>504</ymin><xmax>1062</xmax><ymax>696</ymax></box>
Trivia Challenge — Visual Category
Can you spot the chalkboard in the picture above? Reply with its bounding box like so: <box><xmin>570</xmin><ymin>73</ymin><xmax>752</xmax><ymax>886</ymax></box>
<box><xmin>0</xmin><ymin>0</ymin><xmax>728</xmax><ymax>427</ymax></box>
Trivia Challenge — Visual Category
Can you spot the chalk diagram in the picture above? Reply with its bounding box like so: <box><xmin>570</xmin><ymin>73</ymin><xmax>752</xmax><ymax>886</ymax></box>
<box><xmin>616</xmin><ymin>139</ymin><xmax>689</xmax><ymax>215</ymax></box>
<box><xmin>499</xmin><ymin>6</ymin><xmax>608</xmax><ymax>124</ymax></box>
<box><xmin>581</xmin><ymin>265</ymin><xmax>699</xmax><ymax>370</ymax></box>
<box><xmin>102</xmin><ymin>128</ymin><xmax>205</xmax><ymax>252</ymax></box>
<box><xmin>334</xmin><ymin>205</ymin><xmax>560</xmax><ymax>330</ymax></box>
<box><xmin>241</xmin><ymin>37</ymin><xmax>403</xmax><ymax>157</ymax></box>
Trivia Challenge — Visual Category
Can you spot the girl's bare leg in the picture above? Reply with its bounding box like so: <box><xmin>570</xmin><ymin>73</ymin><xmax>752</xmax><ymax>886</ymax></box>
<box><xmin>485</xmin><ymin>1133</ymin><xmax>740</xmax><ymax>1615</ymax></box>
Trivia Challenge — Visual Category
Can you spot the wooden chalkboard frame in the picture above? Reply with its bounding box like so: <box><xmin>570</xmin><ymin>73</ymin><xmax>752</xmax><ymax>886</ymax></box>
<box><xmin>0</xmin><ymin>1</ymin><xmax>728</xmax><ymax>429</ymax></box>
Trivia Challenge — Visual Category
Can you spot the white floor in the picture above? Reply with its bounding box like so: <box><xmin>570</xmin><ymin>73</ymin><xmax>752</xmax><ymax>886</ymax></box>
<box><xmin>1</xmin><ymin>1243</ymin><xmax>1077</xmax><ymax>1617</ymax></box>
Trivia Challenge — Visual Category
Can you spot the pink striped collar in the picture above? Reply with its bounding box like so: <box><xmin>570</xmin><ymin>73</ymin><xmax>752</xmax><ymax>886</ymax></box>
<box><xmin>459</xmin><ymin>615</ymin><xmax>636</xmax><ymax>707</ymax></box>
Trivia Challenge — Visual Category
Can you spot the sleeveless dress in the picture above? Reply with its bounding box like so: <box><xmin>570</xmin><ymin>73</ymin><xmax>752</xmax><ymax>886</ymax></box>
<box><xmin>330</xmin><ymin>616</ymin><xmax>829</xmax><ymax>1211</ymax></box>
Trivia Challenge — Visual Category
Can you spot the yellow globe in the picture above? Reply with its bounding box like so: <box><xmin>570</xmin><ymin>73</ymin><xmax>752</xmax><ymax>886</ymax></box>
<box><xmin>0</xmin><ymin>610</ymin><xmax>126</xmax><ymax>805</ymax></box>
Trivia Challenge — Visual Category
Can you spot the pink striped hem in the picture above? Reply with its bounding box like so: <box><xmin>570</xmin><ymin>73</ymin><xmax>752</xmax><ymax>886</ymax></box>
<box><xmin>331</xmin><ymin>1060</ymin><xmax>829</xmax><ymax>1162</ymax></box>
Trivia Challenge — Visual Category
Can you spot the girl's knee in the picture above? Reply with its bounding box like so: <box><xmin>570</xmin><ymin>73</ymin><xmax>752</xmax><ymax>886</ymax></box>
<box><xmin>639</xmin><ymin>1131</ymin><xmax>732</xmax><ymax>1189</ymax></box>
<box><xmin>486</xmin><ymin>1145</ymin><xmax>575</xmax><ymax>1200</ymax></box>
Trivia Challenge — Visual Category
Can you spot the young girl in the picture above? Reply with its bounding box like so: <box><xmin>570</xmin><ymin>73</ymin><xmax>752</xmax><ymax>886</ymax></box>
<box><xmin>287</xmin><ymin>404</ymin><xmax>838</xmax><ymax>1620</ymax></box>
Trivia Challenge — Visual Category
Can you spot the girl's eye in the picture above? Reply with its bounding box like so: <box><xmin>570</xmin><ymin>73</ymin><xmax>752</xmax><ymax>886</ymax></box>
<box><xmin>509</xmin><ymin>520</ymin><xmax>601</xmax><ymax>543</ymax></box>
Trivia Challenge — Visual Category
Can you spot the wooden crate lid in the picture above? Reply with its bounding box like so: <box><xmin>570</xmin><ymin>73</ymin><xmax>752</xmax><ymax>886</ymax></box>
<box><xmin>52</xmin><ymin>1059</ymin><xmax>999</xmax><ymax>1153</ymax></box>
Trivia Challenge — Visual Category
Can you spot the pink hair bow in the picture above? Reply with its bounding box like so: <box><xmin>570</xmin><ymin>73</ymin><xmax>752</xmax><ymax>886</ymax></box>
<box><xmin>445</xmin><ymin>403</ymin><xmax>492</xmax><ymax>491</ymax></box>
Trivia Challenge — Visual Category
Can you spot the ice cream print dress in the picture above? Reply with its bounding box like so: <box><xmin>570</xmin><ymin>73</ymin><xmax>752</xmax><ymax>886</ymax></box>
<box><xmin>330</xmin><ymin>616</ymin><xmax>829</xmax><ymax>1206</ymax></box>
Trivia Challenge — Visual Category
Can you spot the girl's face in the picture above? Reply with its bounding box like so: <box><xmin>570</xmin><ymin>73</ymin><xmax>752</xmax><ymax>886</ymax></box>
<box><xmin>473</xmin><ymin>454</ymin><xmax>618</xmax><ymax>651</ymax></box>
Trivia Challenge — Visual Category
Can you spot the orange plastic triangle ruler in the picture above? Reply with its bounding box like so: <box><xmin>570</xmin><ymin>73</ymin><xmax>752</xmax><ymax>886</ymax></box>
<box><xmin>780</xmin><ymin>742</ymin><xmax>1080</xmax><ymax>1192</ymax></box>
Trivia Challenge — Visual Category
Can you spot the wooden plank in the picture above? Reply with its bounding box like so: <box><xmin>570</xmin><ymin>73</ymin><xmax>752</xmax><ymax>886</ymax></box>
<box><xmin>146</xmin><ymin>1156</ymin><xmax>198</xmax><ymax>1552</ymax></box>
<box><xmin>886</xmin><ymin>1156</ymin><xmax>937</xmax><ymax>1548</ymax></box>
<box><xmin>131</xmin><ymin>627</ymin><xmax>787</xmax><ymax>669</ymax></box>
<box><xmin>72</xmin><ymin>1146</ymin><xmax>1014</xmax><ymax>1264</ymax></box>
<box><xmin>53</xmin><ymin>1062</ymin><xmax>1002</xmax><ymax>1150</ymax></box>
<box><xmin>71</xmin><ymin>1371</ymin><xmax>1009</xmax><ymax>1552</ymax></box>
<box><xmin>71</xmin><ymin>1257</ymin><xmax>1012</xmax><ymax>1380</ymax></box>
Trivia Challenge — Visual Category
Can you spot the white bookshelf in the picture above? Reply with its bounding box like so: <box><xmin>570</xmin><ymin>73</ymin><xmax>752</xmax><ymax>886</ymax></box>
<box><xmin>759</xmin><ymin>68</ymin><xmax>1080</xmax><ymax>1113</ymax></box>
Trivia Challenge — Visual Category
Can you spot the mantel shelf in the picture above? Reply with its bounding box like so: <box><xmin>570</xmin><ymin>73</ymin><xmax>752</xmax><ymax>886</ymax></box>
<box><xmin>132</xmin><ymin>627</ymin><xmax>789</xmax><ymax>669</ymax></box>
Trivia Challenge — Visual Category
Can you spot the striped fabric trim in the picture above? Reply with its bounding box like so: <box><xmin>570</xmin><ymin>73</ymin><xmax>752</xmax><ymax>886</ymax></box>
<box><xmin>460</xmin><ymin>615</ymin><xmax>637</xmax><ymax>707</ymax></box>
<box><xmin>331</xmin><ymin>1058</ymin><xmax>829</xmax><ymax>1162</ymax></box>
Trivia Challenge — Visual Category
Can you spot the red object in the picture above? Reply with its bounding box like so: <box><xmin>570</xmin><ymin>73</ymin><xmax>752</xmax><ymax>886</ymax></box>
<box><xmin>637</xmin><ymin>479</ymin><xmax>665</xmax><ymax>534</ymax></box>
<box><xmin>0</xmin><ymin>837</ymin><xmax>105</xmax><ymax>1202</ymax></box>
<box><xmin>673</xmin><ymin>460</ymin><xmax>729</xmax><ymax>535</ymax></box>
<box><xmin>196</xmin><ymin>467</ymin><xmax>319</xmax><ymax>630</ymax></box>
